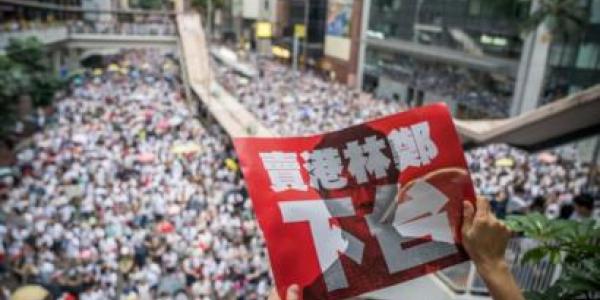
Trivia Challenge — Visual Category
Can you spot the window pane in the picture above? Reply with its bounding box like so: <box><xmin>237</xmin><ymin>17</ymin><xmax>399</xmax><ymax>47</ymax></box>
<box><xmin>576</xmin><ymin>43</ymin><xmax>599</xmax><ymax>69</ymax></box>
<box><xmin>469</xmin><ymin>0</ymin><xmax>481</xmax><ymax>16</ymax></box>
<box><xmin>561</xmin><ymin>44</ymin><xmax>576</xmax><ymax>67</ymax></box>
<box><xmin>591</xmin><ymin>0</ymin><xmax>600</xmax><ymax>23</ymax></box>
<box><xmin>548</xmin><ymin>44</ymin><xmax>562</xmax><ymax>66</ymax></box>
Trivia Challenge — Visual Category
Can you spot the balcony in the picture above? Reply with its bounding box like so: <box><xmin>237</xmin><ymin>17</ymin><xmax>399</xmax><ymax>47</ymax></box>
<box><xmin>0</xmin><ymin>21</ymin><xmax>177</xmax><ymax>51</ymax></box>
<box><xmin>0</xmin><ymin>25</ymin><xmax>68</xmax><ymax>49</ymax></box>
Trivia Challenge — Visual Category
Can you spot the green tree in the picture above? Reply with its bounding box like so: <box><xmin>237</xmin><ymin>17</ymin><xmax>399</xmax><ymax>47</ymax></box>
<box><xmin>5</xmin><ymin>37</ymin><xmax>63</xmax><ymax>107</ymax></box>
<box><xmin>0</xmin><ymin>56</ymin><xmax>28</xmax><ymax>136</ymax></box>
<box><xmin>506</xmin><ymin>214</ymin><xmax>600</xmax><ymax>300</ymax></box>
<box><xmin>0</xmin><ymin>37</ymin><xmax>64</xmax><ymax>136</ymax></box>
<box><xmin>5</xmin><ymin>37</ymin><xmax>47</xmax><ymax>71</ymax></box>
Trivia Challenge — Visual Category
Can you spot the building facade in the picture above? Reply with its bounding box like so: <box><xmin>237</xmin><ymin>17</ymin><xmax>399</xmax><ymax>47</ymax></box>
<box><xmin>360</xmin><ymin>0</ymin><xmax>528</xmax><ymax>118</ymax></box>
<box><xmin>278</xmin><ymin>0</ymin><xmax>329</xmax><ymax>61</ymax></box>
<box><xmin>1</xmin><ymin>0</ymin><xmax>83</xmax><ymax>29</ymax></box>
<box><xmin>359</xmin><ymin>0</ymin><xmax>600</xmax><ymax>118</ymax></box>
<box><xmin>542</xmin><ymin>0</ymin><xmax>600</xmax><ymax>104</ymax></box>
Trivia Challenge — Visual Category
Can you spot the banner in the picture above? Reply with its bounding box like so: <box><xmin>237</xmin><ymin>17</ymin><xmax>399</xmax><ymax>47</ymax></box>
<box><xmin>294</xmin><ymin>24</ymin><xmax>306</xmax><ymax>39</ymax></box>
<box><xmin>234</xmin><ymin>103</ymin><xmax>475</xmax><ymax>300</ymax></box>
<box><xmin>326</xmin><ymin>0</ymin><xmax>353</xmax><ymax>38</ymax></box>
<box><xmin>255</xmin><ymin>21</ymin><xmax>273</xmax><ymax>39</ymax></box>
<box><xmin>324</xmin><ymin>0</ymin><xmax>353</xmax><ymax>61</ymax></box>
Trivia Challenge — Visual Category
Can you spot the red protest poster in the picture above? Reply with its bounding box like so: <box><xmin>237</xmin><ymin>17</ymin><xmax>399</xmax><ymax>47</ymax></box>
<box><xmin>234</xmin><ymin>103</ymin><xmax>476</xmax><ymax>300</ymax></box>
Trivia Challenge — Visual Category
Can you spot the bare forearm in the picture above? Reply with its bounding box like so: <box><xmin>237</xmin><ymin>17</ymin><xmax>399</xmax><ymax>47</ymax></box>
<box><xmin>477</xmin><ymin>261</ymin><xmax>524</xmax><ymax>300</ymax></box>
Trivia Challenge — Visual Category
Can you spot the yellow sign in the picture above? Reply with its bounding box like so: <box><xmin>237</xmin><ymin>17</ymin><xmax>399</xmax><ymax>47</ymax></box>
<box><xmin>294</xmin><ymin>24</ymin><xmax>306</xmax><ymax>39</ymax></box>
<box><xmin>255</xmin><ymin>22</ymin><xmax>272</xmax><ymax>38</ymax></box>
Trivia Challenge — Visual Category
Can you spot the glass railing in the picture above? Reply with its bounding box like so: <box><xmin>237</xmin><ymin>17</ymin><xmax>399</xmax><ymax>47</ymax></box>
<box><xmin>0</xmin><ymin>26</ymin><xmax>68</xmax><ymax>49</ymax></box>
<box><xmin>67</xmin><ymin>22</ymin><xmax>176</xmax><ymax>36</ymax></box>
<box><xmin>436</xmin><ymin>238</ymin><xmax>559</xmax><ymax>296</ymax></box>
<box><xmin>1</xmin><ymin>20</ymin><xmax>176</xmax><ymax>37</ymax></box>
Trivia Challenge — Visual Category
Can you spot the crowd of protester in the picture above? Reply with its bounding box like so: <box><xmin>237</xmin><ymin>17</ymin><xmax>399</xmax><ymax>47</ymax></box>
<box><xmin>378</xmin><ymin>59</ymin><xmax>512</xmax><ymax>118</ymax></box>
<box><xmin>215</xmin><ymin>59</ymin><xmax>406</xmax><ymax>136</ymax></box>
<box><xmin>0</xmin><ymin>50</ymin><xmax>270</xmax><ymax>299</ymax></box>
<box><xmin>467</xmin><ymin>144</ymin><xmax>598</xmax><ymax>220</ymax></box>
<box><xmin>214</xmin><ymin>53</ymin><xmax>598</xmax><ymax>220</ymax></box>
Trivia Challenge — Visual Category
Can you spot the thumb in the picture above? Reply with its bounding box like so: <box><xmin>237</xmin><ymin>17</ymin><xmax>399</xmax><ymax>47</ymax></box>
<box><xmin>286</xmin><ymin>284</ymin><xmax>300</xmax><ymax>300</ymax></box>
<box><xmin>462</xmin><ymin>200</ymin><xmax>475</xmax><ymax>234</ymax></box>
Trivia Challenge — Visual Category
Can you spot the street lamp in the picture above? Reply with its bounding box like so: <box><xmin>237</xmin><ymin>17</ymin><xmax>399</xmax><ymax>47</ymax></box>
<box><xmin>302</xmin><ymin>0</ymin><xmax>309</xmax><ymax>68</ymax></box>
<box><xmin>207</xmin><ymin>0</ymin><xmax>213</xmax><ymax>37</ymax></box>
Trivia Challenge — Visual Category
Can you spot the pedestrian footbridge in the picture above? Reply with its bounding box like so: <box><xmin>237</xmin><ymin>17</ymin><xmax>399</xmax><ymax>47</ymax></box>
<box><xmin>455</xmin><ymin>85</ymin><xmax>600</xmax><ymax>151</ymax></box>
<box><xmin>176</xmin><ymin>13</ymin><xmax>272</xmax><ymax>138</ymax></box>
<box><xmin>0</xmin><ymin>25</ymin><xmax>177</xmax><ymax>53</ymax></box>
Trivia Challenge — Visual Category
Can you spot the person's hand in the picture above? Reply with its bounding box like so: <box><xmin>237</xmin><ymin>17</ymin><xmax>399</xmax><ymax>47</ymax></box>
<box><xmin>267</xmin><ymin>284</ymin><xmax>300</xmax><ymax>300</ymax></box>
<box><xmin>462</xmin><ymin>197</ymin><xmax>511</xmax><ymax>274</ymax></box>
<box><xmin>462</xmin><ymin>197</ymin><xmax>524</xmax><ymax>300</ymax></box>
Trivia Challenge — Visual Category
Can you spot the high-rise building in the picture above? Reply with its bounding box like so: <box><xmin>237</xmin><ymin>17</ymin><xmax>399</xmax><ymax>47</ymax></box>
<box><xmin>511</xmin><ymin>0</ymin><xmax>600</xmax><ymax>116</ymax></box>
<box><xmin>355</xmin><ymin>0</ymin><xmax>600</xmax><ymax>118</ymax></box>
<box><xmin>537</xmin><ymin>1</ymin><xmax>600</xmax><ymax>106</ymax></box>
<box><xmin>358</xmin><ymin>0</ymin><xmax>527</xmax><ymax>118</ymax></box>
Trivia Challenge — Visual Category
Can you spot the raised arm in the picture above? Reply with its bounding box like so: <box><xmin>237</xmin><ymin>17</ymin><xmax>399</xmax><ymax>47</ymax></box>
<box><xmin>268</xmin><ymin>284</ymin><xmax>299</xmax><ymax>300</ymax></box>
<box><xmin>462</xmin><ymin>197</ymin><xmax>524</xmax><ymax>300</ymax></box>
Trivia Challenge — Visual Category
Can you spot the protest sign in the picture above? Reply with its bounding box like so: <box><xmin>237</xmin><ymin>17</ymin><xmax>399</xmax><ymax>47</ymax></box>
<box><xmin>234</xmin><ymin>103</ymin><xmax>476</xmax><ymax>300</ymax></box>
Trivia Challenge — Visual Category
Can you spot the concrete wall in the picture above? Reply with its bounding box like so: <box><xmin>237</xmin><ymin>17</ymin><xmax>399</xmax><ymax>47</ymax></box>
<box><xmin>242</xmin><ymin>0</ymin><xmax>277</xmax><ymax>22</ymax></box>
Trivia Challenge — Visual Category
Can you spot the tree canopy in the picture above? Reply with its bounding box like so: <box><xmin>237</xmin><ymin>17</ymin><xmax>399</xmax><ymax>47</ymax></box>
<box><xmin>507</xmin><ymin>214</ymin><xmax>600</xmax><ymax>299</ymax></box>
<box><xmin>0</xmin><ymin>37</ymin><xmax>63</xmax><ymax>137</ymax></box>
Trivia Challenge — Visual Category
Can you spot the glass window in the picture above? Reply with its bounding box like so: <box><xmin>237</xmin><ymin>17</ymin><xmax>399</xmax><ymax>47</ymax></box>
<box><xmin>591</xmin><ymin>0</ymin><xmax>600</xmax><ymax>23</ymax></box>
<box><xmin>469</xmin><ymin>0</ymin><xmax>481</xmax><ymax>16</ymax></box>
<box><xmin>564</xmin><ymin>44</ymin><xmax>578</xmax><ymax>66</ymax></box>
<box><xmin>576</xmin><ymin>43</ymin><xmax>600</xmax><ymax>69</ymax></box>
<box><xmin>516</xmin><ymin>1</ymin><xmax>531</xmax><ymax>19</ymax></box>
<box><xmin>551</xmin><ymin>44</ymin><xmax>578</xmax><ymax>67</ymax></box>
<box><xmin>548</xmin><ymin>44</ymin><xmax>563</xmax><ymax>66</ymax></box>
